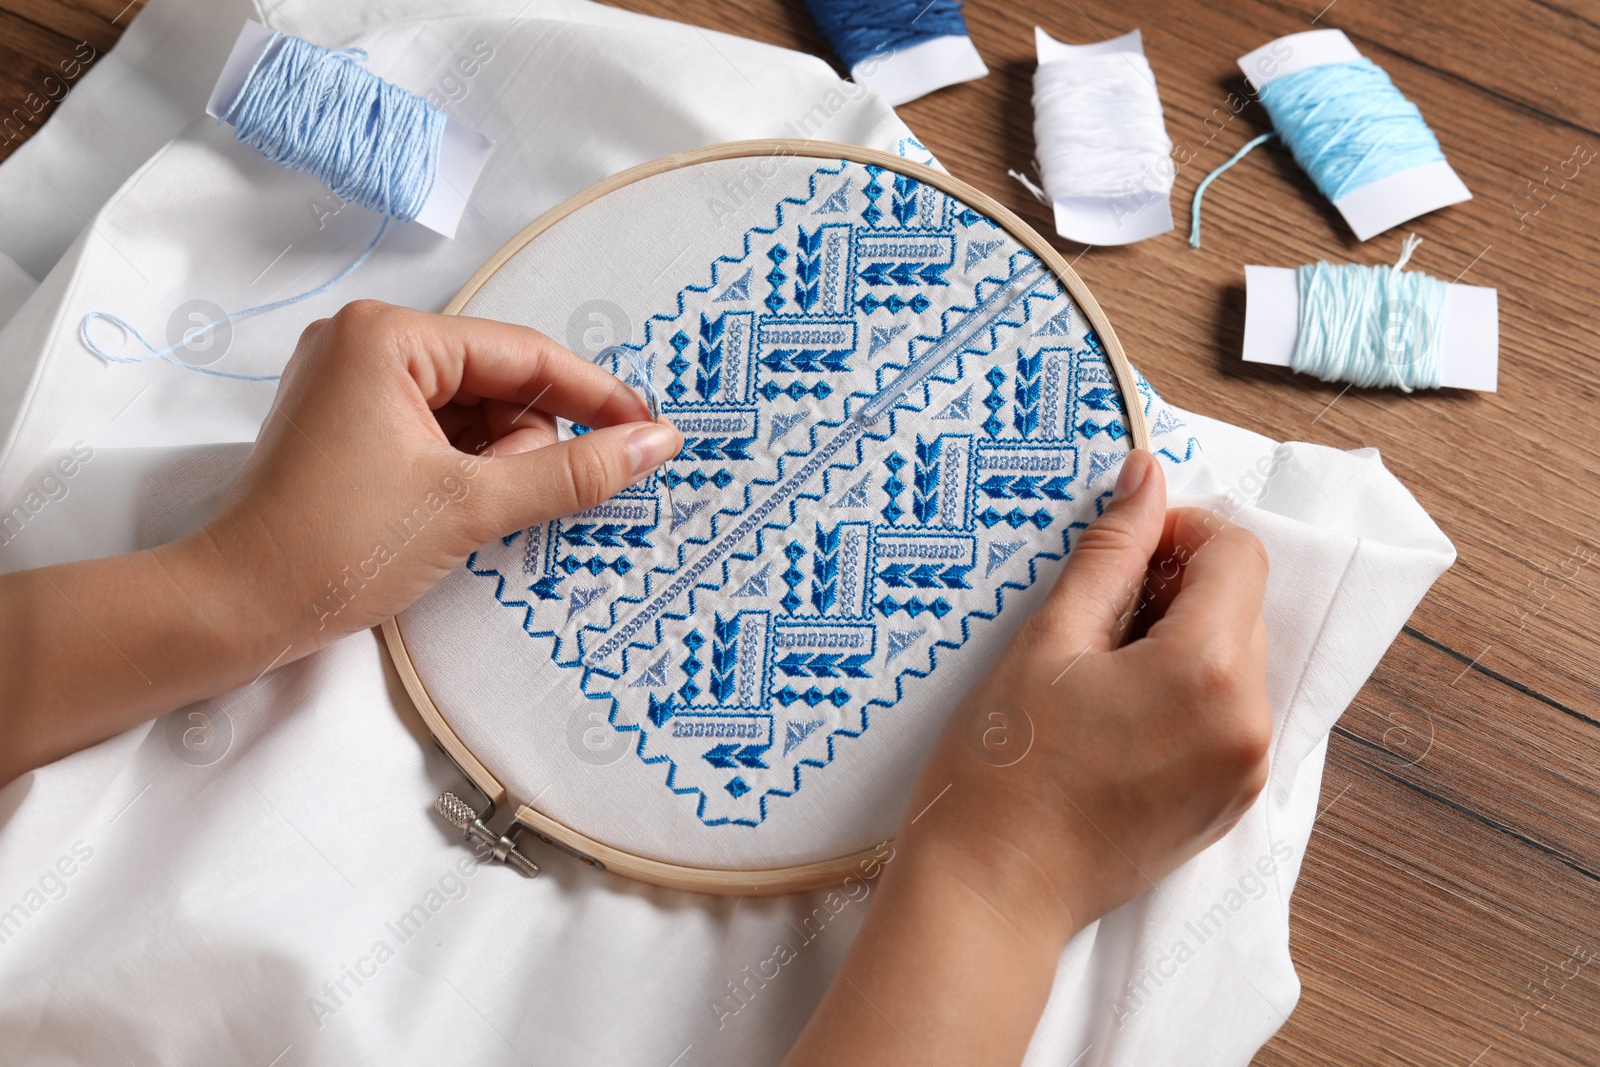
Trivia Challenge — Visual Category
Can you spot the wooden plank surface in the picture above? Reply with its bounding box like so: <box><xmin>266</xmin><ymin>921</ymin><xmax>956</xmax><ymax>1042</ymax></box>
<box><xmin>2</xmin><ymin>0</ymin><xmax>1595</xmax><ymax>1062</ymax></box>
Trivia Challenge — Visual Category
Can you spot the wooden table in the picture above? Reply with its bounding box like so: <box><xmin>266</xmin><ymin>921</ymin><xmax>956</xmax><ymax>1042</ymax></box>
<box><xmin>3</xmin><ymin>0</ymin><xmax>1595</xmax><ymax>1062</ymax></box>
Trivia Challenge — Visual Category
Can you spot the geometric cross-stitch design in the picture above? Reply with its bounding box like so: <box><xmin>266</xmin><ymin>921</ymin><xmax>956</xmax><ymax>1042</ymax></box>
<box><xmin>460</xmin><ymin>155</ymin><xmax>1200</xmax><ymax>827</ymax></box>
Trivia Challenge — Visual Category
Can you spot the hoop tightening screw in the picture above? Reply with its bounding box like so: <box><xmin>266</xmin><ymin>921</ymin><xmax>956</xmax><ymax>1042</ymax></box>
<box><xmin>434</xmin><ymin>791</ymin><xmax>540</xmax><ymax>878</ymax></box>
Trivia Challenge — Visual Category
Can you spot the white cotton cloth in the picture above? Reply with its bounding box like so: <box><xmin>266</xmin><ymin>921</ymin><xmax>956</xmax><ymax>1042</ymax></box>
<box><xmin>0</xmin><ymin>2</ymin><xmax>1456</xmax><ymax>1065</ymax></box>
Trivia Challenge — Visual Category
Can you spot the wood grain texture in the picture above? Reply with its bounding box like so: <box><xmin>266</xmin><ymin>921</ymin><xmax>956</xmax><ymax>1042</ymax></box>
<box><xmin>4</xmin><ymin>0</ymin><xmax>1595</xmax><ymax>1061</ymax></box>
<box><xmin>0</xmin><ymin>0</ymin><xmax>139</xmax><ymax>160</ymax></box>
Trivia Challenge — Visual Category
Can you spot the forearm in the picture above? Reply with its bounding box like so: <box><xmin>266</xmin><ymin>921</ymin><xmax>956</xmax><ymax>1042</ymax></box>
<box><xmin>783</xmin><ymin>841</ymin><xmax>1072</xmax><ymax>1067</ymax></box>
<box><xmin>0</xmin><ymin>531</ymin><xmax>293</xmax><ymax>784</ymax></box>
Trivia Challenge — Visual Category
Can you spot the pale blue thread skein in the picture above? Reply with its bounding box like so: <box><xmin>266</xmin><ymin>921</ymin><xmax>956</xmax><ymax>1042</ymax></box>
<box><xmin>80</xmin><ymin>31</ymin><xmax>446</xmax><ymax>380</ymax></box>
<box><xmin>1190</xmin><ymin>58</ymin><xmax>1447</xmax><ymax>247</ymax></box>
<box><xmin>224</xmin><ymin>33</ymin><xmax>445</xmax><ymax>221</ymax></box>
<box><xmin>1292</xmin><ymin>234</ymin><xmax>1446</xmax><ymax>392</ymax></box>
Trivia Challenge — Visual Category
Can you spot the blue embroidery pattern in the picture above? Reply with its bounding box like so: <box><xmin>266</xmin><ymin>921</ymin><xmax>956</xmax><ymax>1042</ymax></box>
<box><xmin>455</xmin><ymin>156</ymin><xmax>1199</xmax><ymax>826</ymax></box>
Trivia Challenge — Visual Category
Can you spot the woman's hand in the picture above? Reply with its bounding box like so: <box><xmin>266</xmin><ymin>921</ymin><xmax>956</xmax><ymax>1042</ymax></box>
<box><xmin>202</xmin><ymin>299</ymin><xmax>682</xmax><ymax>651</ymax></box>
<box><xmin>785</xmin><ymin>449</ymin><xmax>1272</xmax><ymax>1067</ymax></box>
<box><xmin>900</xmin><ymin>448</ymin><xmax>1272</xmax><ymax>944</ymax></box>
<box><xmin>0</xmin><ymin>301</ymin><xmax>679</xmax><ymax>784</ymax></box>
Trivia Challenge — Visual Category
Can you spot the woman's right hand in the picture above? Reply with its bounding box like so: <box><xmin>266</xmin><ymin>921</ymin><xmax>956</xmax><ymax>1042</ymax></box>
<box><xmin>896</xmin><ymin>448</ymin><xmax>1273</xmax><ymax>946</ymax></box>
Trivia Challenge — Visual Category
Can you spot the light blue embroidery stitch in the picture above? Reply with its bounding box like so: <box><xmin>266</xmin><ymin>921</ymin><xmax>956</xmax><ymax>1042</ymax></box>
<box><xmin>566</xmin><ymin>585</ymin><xmax>606</xmax><ymax>622</ymax></box>
<box><xmin>933</xmin><ymin>385</ymin><xmax>972</xmax><ymax>421</ymax></box>
<box><xmin>816</xmin><ymin>180</ymin><xmax>850</xmax><ymax>214</ymax></box>
<box><xmin>630</xmin><ymin>652</ymin><xmax>671</xmax><ymax>688</ymax></box>
<box><xmin>768</xmin><ymin>411</ymin><xmax>809</xmax><ymax>445</ymax></box>
<box><xmin>965</xmin><ymin>238</ymin><xmax>1003</xmax><ymax>271</ymax></box>
<box><xmin>783</xmin><ymin>716</ymin><xmax>826</xmax><ymax>754</ymax></box>
<box><xmin>833</xmin><ymin>472</ymin><xmax>871</xmax><ymax>509</ymax></box>
<box><xmin>732</xmin><ymin>561</ymin><xmax>772</xmax><ymax>598</ymax></box>
<box><xmin>455</xmin><ymin>158</ymin><xmax>1200</xmax><ymax>829</ymax></box>
<box><xmin>885</xmin><ymin>628</ymin><xmax>924</xmax><ymax>662</ymax></box>
<box><xmin>669</xmin><ymin>498</ymin><xmax>711</xmax><ymax>531</ymax></box>
<box><xmin>1034</xmin><ymin>306</ymin><xmax>1074</xmax><ymax>336</ymax></box>
<box><xmin>1087</xmin><ymin>450</ymin><xmax>1122</xmax><ymax>484</ymax></box>
<box><xmin>714</xmin><ymin>268</ymin><xmax>752</xmax><ymax>303</ymax></box>
<box><xmin>985</xmin><ymin>539</ymin><xmax>1025</xmax><ymax>577</ymax></box>
<box><xmin>869</xmin><ymin>322</ymin><xmax>909</xmax><ymax>356</ymax></box>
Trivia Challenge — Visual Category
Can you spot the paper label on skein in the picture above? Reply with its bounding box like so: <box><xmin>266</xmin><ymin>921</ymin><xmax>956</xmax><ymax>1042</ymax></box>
<box><xmin>1238</xmin><ymin>30</ymin><xmax>1471</xmax><ymax>242</ymax></box>
<box><xmin>851</xmin><ymin>34</ymin><xmax>988</xmax><ymax>108</ymax></box>
<box><xmin>1034</xmin><ymin>28</ymin><xmax>1175</xmax><ymax>246</ymax></box>
<box><xmin>205</xmin><ymin>20</ymin><xmax>493</xmax><ymax>239</ymax></box>
<box><xmin>1242</xmin><ymin>264</ymin><xmax>1499</xmax><ymax>392</ymax></box>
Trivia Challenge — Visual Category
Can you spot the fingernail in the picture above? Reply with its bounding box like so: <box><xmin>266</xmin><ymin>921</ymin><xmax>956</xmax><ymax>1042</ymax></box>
<box><xmin>1111</xmin><ymin>450</ymin><xmax>1151</xmax><ymax>502</ymax></box>
<box><xmin>627</xmin><ymin>423</ymin><xmax>679</xmax><ymax>475</ymax></box>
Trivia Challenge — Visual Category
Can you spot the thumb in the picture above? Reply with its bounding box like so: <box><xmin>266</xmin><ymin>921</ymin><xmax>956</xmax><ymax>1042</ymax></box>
<box><xmin>473</xmin><ymin>420</ymin><xmax>682</xmax><ymax>533</ymax></box>
<box><xmin>1028</xmin><ymin>449</ymin><xmax>1166</xmax><ymax>653</ymax></box>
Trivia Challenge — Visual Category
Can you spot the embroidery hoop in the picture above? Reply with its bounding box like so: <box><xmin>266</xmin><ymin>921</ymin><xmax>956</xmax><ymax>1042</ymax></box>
<box><xmin>382</xmin><ymin>140</ymin><xmax>1151</xmax><ymax>895</ymax></box>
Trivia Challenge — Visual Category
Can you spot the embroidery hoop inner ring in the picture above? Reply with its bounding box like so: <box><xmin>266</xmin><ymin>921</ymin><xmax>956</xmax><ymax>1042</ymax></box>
<box><xmin>381</xmin><ymin>139</ymin><xmax>1152</xmax><ymax>896</ymax></box>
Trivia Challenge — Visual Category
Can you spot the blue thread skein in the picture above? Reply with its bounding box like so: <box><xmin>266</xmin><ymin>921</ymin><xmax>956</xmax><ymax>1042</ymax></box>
<box><xmin>223</xmin><ymin>33</ymin><xmax>445</xmax><ymax>222</ymax></box>
<box><xmin>1190</xmin><ymin>58</ymin><xmax>1447</xmax><ymax>247</ymax></box>
<box><xmin>80</xmin><ymin>30</ymin><xmax>447</xmax><ymax>380</ymax></box>
<box><xmin>804</xmin><ymin>0</ymin><xmax>971</xmax><ymax>69</ymax></box>
<box><xmin>1290</xmin><ymin>234</ymin><xmax>1446</xmax><ymax>392</ymax></box>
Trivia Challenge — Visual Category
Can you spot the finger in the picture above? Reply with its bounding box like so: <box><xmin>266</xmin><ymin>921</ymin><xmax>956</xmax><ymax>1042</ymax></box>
<box><xmin>1026</xmin><ymin>449</ymin><xmax>1166</xmax><ymax>654</ymax></box>
<box><xmin>484</xmin><ymin>397</ymin><xmax>558</xmax><ymax>442</ymax></box>
<box><xmin>1143</xmin><ymin>508</ymin><xmax>1269</xmax><ymax>650</ymax></box>
<box><xmin>471</xmin><ymin>420</ymin><xmax>683</xmax><ymax>533</ymax></box>
<box><xmin>352</xmin><ymin>303</ymin><xmax>654</xmax><ymax>428</ymax></box>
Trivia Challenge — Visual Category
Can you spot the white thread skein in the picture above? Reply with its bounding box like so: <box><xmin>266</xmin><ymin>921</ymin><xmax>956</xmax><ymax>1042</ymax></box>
<box><xmin>1032</xmin><ymin>51</ymin><xmax>1174</xmax><ymax>202</ymax></box>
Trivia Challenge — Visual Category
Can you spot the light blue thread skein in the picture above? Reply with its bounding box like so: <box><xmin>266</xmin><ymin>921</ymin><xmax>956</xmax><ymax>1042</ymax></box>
<box><xmin>79</xmin><ymin>31</ymin><xmax>446</xmax><ymax>380</ymax></box>
<box><xmin>223</xmin><ymin>33</ymin><xmax>445</xmax><ymax>222</ymax></box>
<box><xmin>1291</xmin><ymin>234</ymin><xmax>1446</xmax><ymax>392</ymax></box>
<box><xmin>1190</xmin><ymin>58</ymin><xmax>1447</xmax><ymax>247</ymax></box>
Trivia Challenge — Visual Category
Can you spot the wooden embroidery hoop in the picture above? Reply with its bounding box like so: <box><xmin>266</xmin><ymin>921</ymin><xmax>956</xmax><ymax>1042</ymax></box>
<box><xmin>381</xmin><ymin>139</ymin><xmax>1151</xmax><ymax>895</ymax></box>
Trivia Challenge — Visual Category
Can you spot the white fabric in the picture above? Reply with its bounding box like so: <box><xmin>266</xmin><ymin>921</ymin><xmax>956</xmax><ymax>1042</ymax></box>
<box><xmin>0</xmin><ymin>3</ymin><xmax>1455</xmax><ymax>1065</ymax></box>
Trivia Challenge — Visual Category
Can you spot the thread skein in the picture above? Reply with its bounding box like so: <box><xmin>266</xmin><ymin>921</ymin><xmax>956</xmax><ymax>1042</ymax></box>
<box><xmin>1032</xmin><ymin>50</ymin><xmax>1174</xmax><ymax>203</ymax></box>
<box><xmin>1291</xmin><ymin>234</ymin><xmax>1446</xmax><ymax>392</ymax></box>
<box><xmin>81</xmin><ymin>30</ymin><xmax>447</xmax><ymax>380</ymax></box>
<box><xmin>803</xmin><ymin>0</ymin><xmax>972</xmax><ymax>69</ymax></box>
<box><xmin>1191</xmin><ymin>58</ymin><xmax>1447</xmax><ymax>247</ymax></box>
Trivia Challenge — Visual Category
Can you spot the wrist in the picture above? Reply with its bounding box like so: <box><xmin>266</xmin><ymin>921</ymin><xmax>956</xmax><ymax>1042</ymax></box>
<box><xmin>165</xmin><ymin>520</ymin><xmax>315</xmax><ymax>674</ymax></box>
<box><xmin>887</xmin><ymin>821</ymin><xmax>1087</xmax><ymax>955</ymax></box>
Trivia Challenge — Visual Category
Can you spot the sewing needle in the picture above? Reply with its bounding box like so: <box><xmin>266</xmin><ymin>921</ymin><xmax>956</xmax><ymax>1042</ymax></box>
<box><xmin>650</xmin><ymin>393</ymin><xmax>677</xmax><ymax>522</ymax></box>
